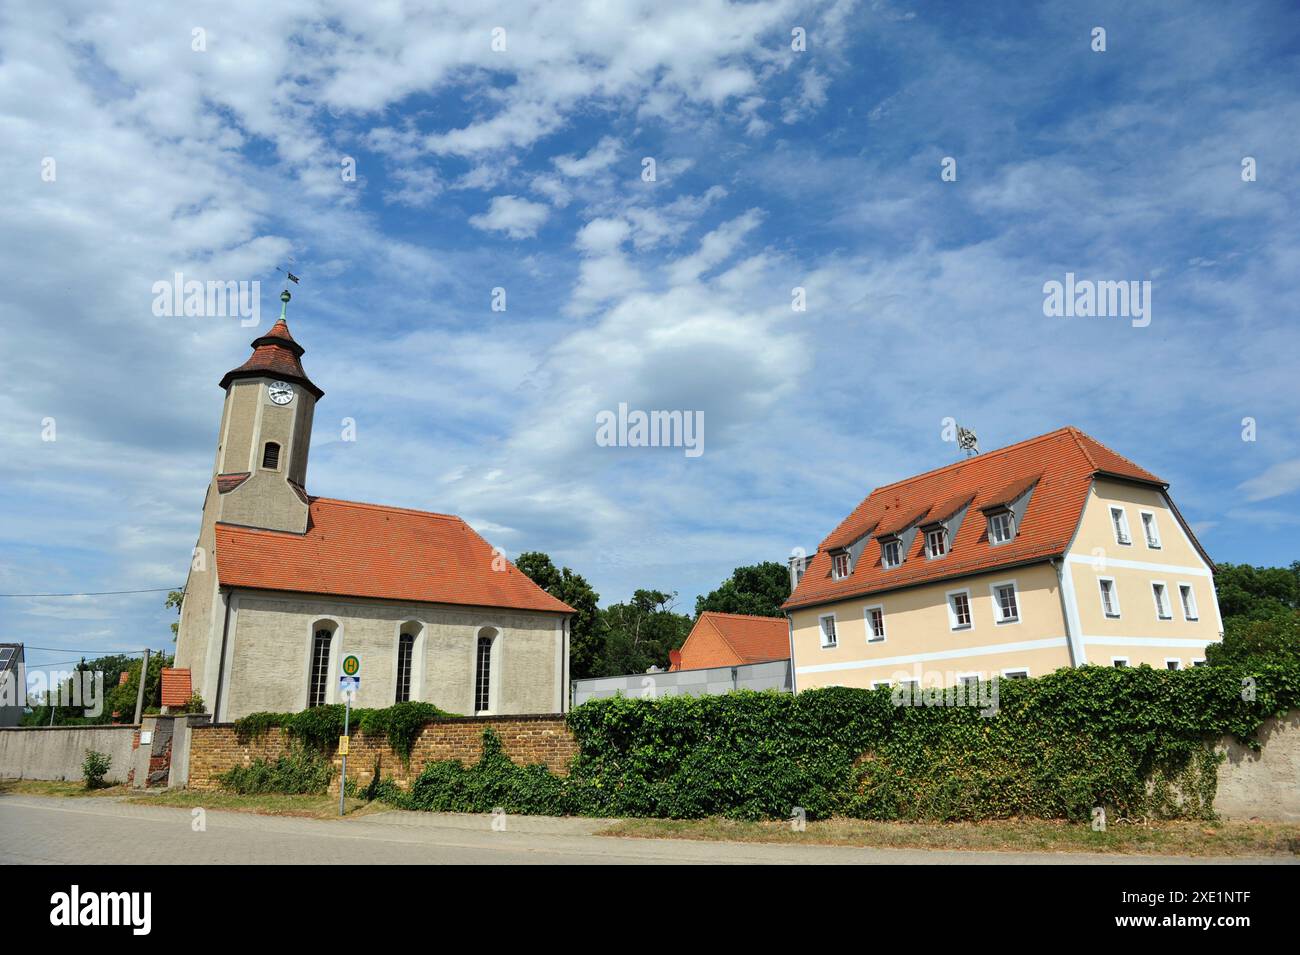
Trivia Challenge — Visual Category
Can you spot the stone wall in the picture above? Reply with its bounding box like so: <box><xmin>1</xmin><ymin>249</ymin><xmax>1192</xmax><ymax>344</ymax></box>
<box><xmin>187</xmin><ymin>714</ymin><xmax>577</xmax><ymax>792</ymax></box>
<box><xmin>0</xmin><ymin>725</ymin><xmax>138</xmax><ymax>783</ymax></box>
<box><xmin>1214</xmin><ymin>711</ymin><xmax>1300</xmax><ymax>821</ymax></box>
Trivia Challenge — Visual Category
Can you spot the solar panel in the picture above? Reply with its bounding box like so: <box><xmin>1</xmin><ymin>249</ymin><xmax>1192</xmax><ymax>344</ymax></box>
<box><xmin>0</xmin><ymin>648</ymin><xmax>12</xmax><ymax>667</ymax></box>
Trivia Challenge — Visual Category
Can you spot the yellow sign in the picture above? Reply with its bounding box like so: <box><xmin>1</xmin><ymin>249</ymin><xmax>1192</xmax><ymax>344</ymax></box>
<box><xmin>338</xmin><ymin>735</ymin><xmax>350</xmax><ymax>755</ymax></box>
<box><xmin>342</xmin><ymin>655</ymin><xmax>360</xmax><ymax>676</ymax></box>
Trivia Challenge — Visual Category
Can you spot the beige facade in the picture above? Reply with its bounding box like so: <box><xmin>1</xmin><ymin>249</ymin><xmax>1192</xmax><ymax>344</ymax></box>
<box><xmin>790</xmin><ymin>476</ymin><xmax>1222</xmax><ymax>690</ymax></box>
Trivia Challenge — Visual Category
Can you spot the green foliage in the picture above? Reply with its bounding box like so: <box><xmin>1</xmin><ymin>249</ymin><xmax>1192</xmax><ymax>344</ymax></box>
<box><xmin>1213</xmin><ymin>561</ymin><xmax>1300</xmax><ymax>621</ymax></box>
<box><xmin>81</xmin><ymin>749</ymin><xmax>112</xmax><ymax>789</ymax></box>
<box><xmin>366</xmin><ymin>661</ymin><xmax>1300</xmax><ymax>822</ymax></box>
<box><xmin>233</xmin><ymin>700</ymin><xmax>454</xmax><ymax>762</ymax></box>
<box><xmin>1207</xmin><ymin>612</ymin><xmax>1300</xmax><ymax>668</ymax></box>
<box><xmin>599</xmin><ymin>589</ymin><xmax>692</xmax><ymax>676</ymax></box>
<box><xmin>218</xmin><ymin>745</ymin><xmax>332</xmax><ymax>795</ymax></box>
<box><xmin>516</xmin><ymin>552</ymin><xmax>604</xmax><ymax>679</ymax></box>
<box><xmin>176</xmin><ymin>693</ymin><xmax>206</xmax><ymax>715</ymax></box>
<box><xmin>694</xmin><ymin>561</ymin><xmax>792</xmax><ymax>618</ymax></box>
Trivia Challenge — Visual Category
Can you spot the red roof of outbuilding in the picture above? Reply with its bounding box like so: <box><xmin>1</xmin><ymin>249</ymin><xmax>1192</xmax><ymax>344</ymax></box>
<box><xmin>672</xmin><ymin>611</ymin><xmax>790</xmax><ymax>670</ymax></box>
<box><xmin>215</xmin><ymin>497</ymin><xmax>573</xmax><ymax>614</ymax></box>
<box><xmin>784</xmin><ymin>427</ymin><xmax>1177</xmax><ymax>611</ymax></box>
<box><xmin>160</xmin><ymin>668</ymin><xmax>193</xmax><ymax>707</ymax></box>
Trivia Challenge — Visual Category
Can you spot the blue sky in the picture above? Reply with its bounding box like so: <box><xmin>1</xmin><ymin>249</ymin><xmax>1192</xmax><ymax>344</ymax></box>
<box><xmin>2</xmin><ymin>0</ymin><xmax>1298</xmax><ymax>673</ymax></box>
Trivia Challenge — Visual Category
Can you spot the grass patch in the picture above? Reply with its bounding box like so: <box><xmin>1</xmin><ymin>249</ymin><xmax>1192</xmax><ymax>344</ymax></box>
<box><xmin>599</xmin><ymin>816</ymin><xmax>1300</xmax><ymax>857</ymax></box>
<box><xmin>0</xmin><ymin>778</ymin><xmax>129</xmax><ymax>798</ymax></box>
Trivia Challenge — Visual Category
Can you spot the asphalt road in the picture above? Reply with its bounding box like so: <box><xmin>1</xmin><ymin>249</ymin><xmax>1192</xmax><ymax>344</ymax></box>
<box><xmin>0</xmin><ymin>795</ymin><xmax>1290</xmax><ymax>865</ymax></box>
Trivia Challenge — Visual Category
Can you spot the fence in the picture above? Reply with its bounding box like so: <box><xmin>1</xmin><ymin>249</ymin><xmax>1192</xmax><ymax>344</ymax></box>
<box><xmin>571</xmin><ymin>658</ymin><xmax>792</xmax><ymax>706</ymax></box>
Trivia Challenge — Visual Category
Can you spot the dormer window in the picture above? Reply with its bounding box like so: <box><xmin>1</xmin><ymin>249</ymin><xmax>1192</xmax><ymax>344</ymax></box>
<box><xmin>832</xmin><ymin>550</ymin><xmax>851</xmax><ymax>580</ymax></box>
<box><xmin>880</xmin><ymin>537</ymin><xmax>902</xmax><ymax>568</ymax></box>
<box><xmin>987</xmin><ymin>510</ymin><xmax>1015</xmax><ymax>545</ymax></box>
<box><xmin>924</xmin><ymin>526</ymin><xmax>949</xmax><ymax>559</ymax></box>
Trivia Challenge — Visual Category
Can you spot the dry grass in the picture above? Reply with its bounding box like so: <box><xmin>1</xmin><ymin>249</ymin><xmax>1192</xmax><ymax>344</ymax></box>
<box><xmin>125</xmin><ymin>788</ymin><xmax>382</xmax><ymax>819</ymax></box>
<box><xmin>0</xmin><ymin>778</ymin><xmax>130</xmax><ymax>798</ymax></box>
<box><xmin>599</xmin><ymin>816</ymin><xmax>1300</xmax><ymax>857</ymax></box>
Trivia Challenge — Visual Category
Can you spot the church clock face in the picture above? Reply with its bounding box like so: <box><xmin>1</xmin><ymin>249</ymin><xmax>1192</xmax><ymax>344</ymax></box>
<box><xmin>268</xmin><ymin>381</ymin><xmax>295</xmax><ymax>405</ymax></box>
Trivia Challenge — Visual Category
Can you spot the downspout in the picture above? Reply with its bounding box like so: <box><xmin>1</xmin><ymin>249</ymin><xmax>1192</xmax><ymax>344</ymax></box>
<box><xmin>785</xmin><ymin>612</ymin><xmax>798</xmax><ymax>694</ymax></box>
<box><xmin>212</xmin><ymin>587</ymin><xmax>234</xmax><ymax>721</ymax></box>
<box><xmin>1051</xmin><ymin>559</ymin><xmax>1079</xmax><ymax>668</ymax></box>
<box><xmin>562</xmin><ymin>614</ymin><xmax>570</xmax><ymax>714</ymax></box>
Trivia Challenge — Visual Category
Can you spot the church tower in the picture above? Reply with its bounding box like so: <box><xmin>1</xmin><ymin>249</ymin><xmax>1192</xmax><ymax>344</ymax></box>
<box><xmin>174</xmin><ymin>289</ymin><xmax>323</xmax><ymax>708</ymax></box>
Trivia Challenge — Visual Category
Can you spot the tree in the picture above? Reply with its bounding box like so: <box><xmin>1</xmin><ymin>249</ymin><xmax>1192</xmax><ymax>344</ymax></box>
<box><xmin>695</xmin><ymin>561</ymin><xmax>792</xmax><ymax>618</ymax></box>
<box><xmin>166</xmin><ymin>589</ymin><xmax>184</xmax><ymax>640</ymax></box>
<box><xmin>1206</xmin><ymin>612</ymin><xmax>1300</xmax><ymax>668</ymax></box>
<box><xmin>1213</xmin><ymin>561</ymin><xmax>1300</xmax><ymax>622</ymax></box>
<box><xmin>515</xmin><ymin>552</ymin><xmax>604</xmax><ymax>679</ymax></box>
<box><xmin>599</xmin><ymin>589</ymin><xmax>692</xmax><ymax>676</ymax></box>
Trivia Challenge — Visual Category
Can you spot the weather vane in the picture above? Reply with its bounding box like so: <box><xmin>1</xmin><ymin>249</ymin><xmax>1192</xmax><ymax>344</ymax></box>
<box><xmin>275</xmin><ymin>262</ymin><xmax>301</xmax><ymax>319</ymax></box>
<box><xmin>957</xmin><ymin>426</ymin><xmax>980</xmax><ymax>457</ymax></box>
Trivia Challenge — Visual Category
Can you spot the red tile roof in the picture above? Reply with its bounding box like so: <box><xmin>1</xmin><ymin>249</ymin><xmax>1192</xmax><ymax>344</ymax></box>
<box><xmin>784</xmin><ymin>427</ymin><xmax>1174</xmax><ymax>611</ymax></box>
<box><xmin>215</xmin><ymin>497</ymin><xmax>573</xmax><ymax>614</ymax></box>
<box><xmin>672</xmin><ymin>611</ymin><xmax>790</xmax><ymax>670</ymax></box>
<box><xmin>160</xmin><ymin>668</ymin><xmax>192</xmax><ymax>707</ymax></box>
<box><xmin>216</xmin><ymin>472</ymin><xmax>250</xmax><ymax>494</ymax></box>
<box><xmin>219</xmin><ymin>318</ymin><xmax>323</xmax><ymax>398</ymax></box>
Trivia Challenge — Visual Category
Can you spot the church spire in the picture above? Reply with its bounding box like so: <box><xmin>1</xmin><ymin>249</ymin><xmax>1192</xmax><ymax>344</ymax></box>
<box><xmin>218</xmin><ymin>286</ymin><xmax>323</xmax><ymax>398</ymax></box>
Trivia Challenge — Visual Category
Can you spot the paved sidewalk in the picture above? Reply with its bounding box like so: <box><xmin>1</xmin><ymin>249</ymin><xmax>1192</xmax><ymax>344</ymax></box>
<box><xmin>0</xmin><ymin>795</ymin><xmax>1291</xmax><ymax>865</ymax></box>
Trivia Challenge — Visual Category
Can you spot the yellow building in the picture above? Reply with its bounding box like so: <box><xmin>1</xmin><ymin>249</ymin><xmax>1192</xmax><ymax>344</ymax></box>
<box><xmin>783</xmin><ymin>427</ymin><xmax>1222</xmax><ymax>690</ymax></box>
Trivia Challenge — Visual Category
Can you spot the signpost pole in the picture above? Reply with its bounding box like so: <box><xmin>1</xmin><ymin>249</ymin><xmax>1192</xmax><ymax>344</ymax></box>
<box><xmin>340</xmin><ymin>691</ymin><xmax>351</xmax><ymax>815</ymax></box>
<box><xmin>339</xmin><ymin>692</ymin><xmax>350</xmax><ymax>817</ymax></box>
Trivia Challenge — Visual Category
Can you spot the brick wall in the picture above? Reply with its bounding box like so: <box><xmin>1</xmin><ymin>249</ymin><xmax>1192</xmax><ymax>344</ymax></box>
<box><xmin>187</xmin><ymin>714</ymin><xmax>577</xmax><ymax>792</ymax></box>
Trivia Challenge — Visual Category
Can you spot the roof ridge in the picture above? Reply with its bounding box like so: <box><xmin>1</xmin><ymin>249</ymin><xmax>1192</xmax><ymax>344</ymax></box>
<box><xmin>699</xmin><ymin>614</ymin><xmax>743</xmax><ymax>658</ymax></box>
<box><xmin>1065</xmin><ymin>426</ymin><xmax>1100</xmax><ymax>471</ymax></box>
<box><xmin>309</xmin><ymin>497</ymin><xmax>464</xmax><ymax>522</ymax></box>
<box><xmin>699</xmin><ymin>610</ymin><xmax>788</xmax><ymax>622</ymax></box>
<box><xmin>1069</xmin><ymin>426</ymin><xmax>1163</xmax><ymax>483</ymax></box>
<box><xmin>870</xmin><ymin>427</ymin><xmax>1074</xmax><ymax>496</ymax></box>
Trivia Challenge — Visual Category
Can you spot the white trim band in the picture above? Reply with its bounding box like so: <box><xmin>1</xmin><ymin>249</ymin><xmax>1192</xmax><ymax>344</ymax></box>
<box><xmin>795</xmin><ymin>636</ymin><xmax>1069</xmax><ymax>674</ymax></box>
<box><xmin>1065</xmin><ymin>553</ymin><xmax>1210</xmax><ymax>577</ymax></box>
<box><xmin>1082</xmin><ymin>635</ymin><xmax>1222</xmax><ymax>649</ymax></box>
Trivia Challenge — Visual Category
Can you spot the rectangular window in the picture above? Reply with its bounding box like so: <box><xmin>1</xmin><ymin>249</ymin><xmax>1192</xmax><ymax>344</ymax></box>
<box><xmin>1141</xmin><ymin>511</ymin><xmax>1161</xmax><ymax>548</ymax></box>
<box><xmin>1110</xmin><ymin>506</ymin><xmax>1131</xmax><ymax>545</ymax></box>
<box><xmin>1165</xmin><ymin>658</ymin><xmax>1181</xmax><ymax>670</ymax></box>
<box><xmin>987</xmin><ymin>510</ymin><xmax>1015</xmax><ymax>545</ymax></box>
<box><xmin>1179</xmin><ymin>584</ymin><xmax>1198</xmax><ymax>621</ymax></box>
<box><xmin>1191</xmin><ymin>658</ymin><xmax>1207</xmax><ymax>667</ymax></box>
<box><xmin>993</xmin><ymin>583</ymin><xmax>1019</xmax><ymax>623</ymax></box>
<box><xmin>1112</xmin><ymin>657</ymin><xmax>1129</xmax><ymax>668</ymax></box>
<box><xmin>948</xmin><ymin>590</ymin><xmax>972</xmax><ymax>630</ymax></box>
<box><xmin>880</xmin><ymin>538</ymin><xmax>902</xmax><ymax>568</ymax></box>
<box><xmin>1098</xmin><ymin>578</ymin><xmax>1120</xmax><ymax>617</ymax></box>
<box><xmin>832</xmin><ymin>551</ymin><xmax>850</xmax><ymax>579</ymax></box>
<box><xmin>865</xmin><ymin>606</ymin><xmax>886</xmax><ymax>642</ymax></box>
<box><xmin>819</xmin><ymin>614</ymin><xmax>838</xmax><ymax>648</ymax></box>
<box><xmin>1002</xmin><ymin>668</ymin><xmax>1030</xmax><ymax>680</ymax></box>
<box><xmin>925</xmin><ymin>527</ymin><xmax>949</xmax><ymax>559</ymax></box>
<box><xmin>1152</xmin><ymin>582</ymin><xmax>1172</xmax><ymax>620</ymax></box>
<box><xmin>870</xmin><ymin>680</ymin><xmax>891</xmax><ymax>690</ymax></box>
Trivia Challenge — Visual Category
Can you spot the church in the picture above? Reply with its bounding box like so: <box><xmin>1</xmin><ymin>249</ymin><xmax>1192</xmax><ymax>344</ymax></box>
<box><xmin>173</xmin><ymin>290</ymin><xmax>574</xmax><ymax>721</ymax></box>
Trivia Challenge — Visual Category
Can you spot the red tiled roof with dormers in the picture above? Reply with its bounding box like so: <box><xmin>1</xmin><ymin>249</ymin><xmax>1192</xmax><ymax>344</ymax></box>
<box><xmin>218</xmin><ymin>317</ymin><xmax>323</xmax><ymax>398</ymax></box>
<box><xmin>214</xmin><ymin>497</ymin><xmax>573</xmax><ymax>615</ymax></box>
<box><xmin>784</xmin><ymin>427</ymin><xmax>1176</xmax><ymax>611</ymax></box>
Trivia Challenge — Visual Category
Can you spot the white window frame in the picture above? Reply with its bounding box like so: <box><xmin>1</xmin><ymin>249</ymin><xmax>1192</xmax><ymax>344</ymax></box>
<box><xmin>880</xmin><ymin>537</ymin><xmax>902</xmax><ymax>568</ymax></box>
<box><xmin>987</xmin><ymin>510</ymin><xmax>1015</xmax><ymax>545</ymax></box>
<box><xmin>832</xmin><ymin>550</ymin><xmax>850</xmax><ymax>580</ymax></box>
<box><xmin>1178</xmin><ymin>582</ymin><xmax>1199</xmax><ymax>621</ymax></box>
<box><xmin>870</xmin><ymin>679</ymin><xmax>891</xmax><ymax>690</ymax></box>
<box><xmin>1110</xmin><ymin>506</ymin><xmax>1132</xmax><ymax>546</ymax></box>
<box><xmin>864</xmin><ymin>604</ymin><xmax>886</xmax><ymax>643</ymax></box>
<box><xmin>989</xmin><ymin>579</ymin><xmax>1021</xmax><ymax>626</ymax></box>
<box><xmin>946</xmin><ymin>588</ymin><xmax>974</xmax><ymax>631</ymax></box>
<box><xmin>956</xmin><ymin>672</ymin><xmax>982</xmax><ymax>692</ymax></box>
<box><xmin>1191</xmin><ymin>658</ymin><xmax>1207</xmax><ymax>667</ymax></box>
<box><xmin>924</xmin><ymin>526</ymin><xmax>949</xmax><ymax>559</ymax></box>
<box><xmin>818</xmin><ymin>613</ymin><xmax>838</xmax><ymax>649</ymax></box>
<box><xmin>1097</xmin><ymin>576</ymin><xmax>1121</xmax><ymax>618</ymax></box>
<box><xmin>1140</xmin><ymin>510</ymin><xmax>1162</xmax><ymax>549</ymax></box>
<box><xmin>1001</xmin><ymin>667</ymin><xmax>1030</xmax><ymax>680</ymax></box>
<box><xmin>1164</xmin><ymin>658</ymin><xmax>1182</xmax><ymax>670</ymax></box>
<box><xmin>1111</xmin><ymin>656</ymin><xmax>1130</xmax><ymax>668</ymax></box>
<box><xmin>1151</xmin><ymin>580</ymin><xmax>1172</xmax><ymax>620</ymax></box>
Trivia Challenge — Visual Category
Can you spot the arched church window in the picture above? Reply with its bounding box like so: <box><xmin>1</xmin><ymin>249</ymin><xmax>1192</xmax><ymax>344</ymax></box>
<box><xmin>308</xmin><ymin>628</ymin><xmax>332</xmax><ymax>707</ymax></box>
<box><xmin>474</xmin><ymin>630</ymin><xmax>496</xmax><ymax>713</ymax></box>
<box><xmin>261</xmin><ymin>442</ymin><xmax>281</xmax><ymax>470</ymax></box>
<box><xmin>395</xmin><ymin>633</ymin><xmax>414</xmax><ymax>704</ymax></box>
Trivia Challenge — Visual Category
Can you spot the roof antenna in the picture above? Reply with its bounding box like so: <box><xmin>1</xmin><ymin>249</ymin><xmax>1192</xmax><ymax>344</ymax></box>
<box><xmin>957</xmin><ymin>426</ymin><xmax>980</xmax><ymax>457</ymax></box>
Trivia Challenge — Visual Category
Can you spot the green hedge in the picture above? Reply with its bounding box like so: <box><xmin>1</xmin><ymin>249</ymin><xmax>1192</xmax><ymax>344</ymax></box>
<box><xmin>365</xmin><ymin>660</ymin><xmax>1300</xmax><ymax>822</ymax></box>
<box><xmin>233</xmin><ymin>700</ymin><xmax>452</xmax><ymax>760</ymax></box>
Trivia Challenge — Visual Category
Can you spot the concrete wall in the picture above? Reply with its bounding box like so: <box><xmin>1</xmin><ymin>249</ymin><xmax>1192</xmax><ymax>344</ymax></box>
<box><xmin>572</xmin><ymin>659</ymin><xmax>792</xmax><ymax>705</ymax></box>
<box><xmin>187</xmin><ymin>714</ymin><xmax>576</xmax><ymax>791</ymax></box>
<box><xmin>1215</xmin><ymin>711</ymin><xmax>1300</xmax><ymax>822</ymax></box>
<box><xmin>0</xmin><ymin>725</ymin><xmax>138</xmax><ymax>783</ymax></box>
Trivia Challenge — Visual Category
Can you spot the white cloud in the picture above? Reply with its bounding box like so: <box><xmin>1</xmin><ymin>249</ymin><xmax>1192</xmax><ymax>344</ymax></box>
<box><xmin>1238</xmin><ymin>460</ymin><xmax>1300</xmax><ymax>503</ymax></box>
<box><xmin>468</xmin><ymin>195</ymin><xmax>551</xmax><ymax>239</ymax></box>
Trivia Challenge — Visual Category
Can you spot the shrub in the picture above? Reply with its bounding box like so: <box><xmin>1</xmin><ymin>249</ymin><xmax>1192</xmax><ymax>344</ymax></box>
<box><xmin>217</xmin><ymin>745</ymin><xmax>332</xmax><ymax>795</ymax></box>
<box><xmin>234</xmin><ymin>701</ymin><xmax>454</xmax><ymax>761</ymax></box>
<box><xmin>82</xmin><ymin>749</ymin><xmax>112</xmax><ymax>789</ymax></box>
